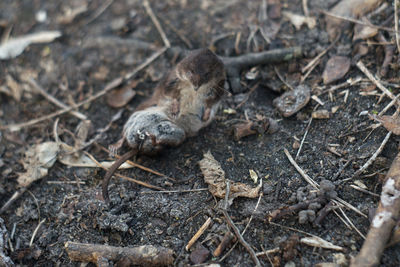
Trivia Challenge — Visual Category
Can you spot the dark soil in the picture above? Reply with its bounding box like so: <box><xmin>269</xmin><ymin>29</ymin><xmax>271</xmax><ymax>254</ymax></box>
<box><xmin>1</xmin><ymin>0</ymin><xmax>399</xmax><ymax>266</ymax></box>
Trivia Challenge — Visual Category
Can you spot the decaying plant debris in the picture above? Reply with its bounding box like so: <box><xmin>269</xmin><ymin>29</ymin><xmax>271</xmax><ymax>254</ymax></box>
<box><xmin>1</xmin><ymin>0</ymin><xmax>400</xmax><ymax>265</ymax></box>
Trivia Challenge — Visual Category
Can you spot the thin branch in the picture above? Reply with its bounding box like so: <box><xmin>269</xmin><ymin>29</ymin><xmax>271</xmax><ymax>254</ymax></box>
<box><xmin>84</xmin><ymin>151</ymin><xmax>164</xmax><ymax>191</ymax></box>
<box><xmin>295</xmin><ymin>118</ymin><xmax>312</xmax><ymax>160</ymax></box>
<box><xmin>394</xmin><ymin>0</ymin><xmax>400</xmax><ymax>54</ymax></box>
<box><xmin>351</xmin><ymin>131</ymin><xmax>392</xmax><ymax>179</ymax></box>
<box><xmin>1</xmin><ymin>48</ymin><xmax>166</xmax><ymax>131</ymax></box>
<box><xmin>322</xmin><ymin>10</ymin><xmax>397</xmax><ymax>33</ymax></box>
<box><xmin>27</xmin><ymin>78</ymin><xmax>87</xmax><ymax>120</ymax></box>
<box><xmin>143</xmin><ymin>0</ymin><xmax>171</xmax><ymax>48</ymax></box>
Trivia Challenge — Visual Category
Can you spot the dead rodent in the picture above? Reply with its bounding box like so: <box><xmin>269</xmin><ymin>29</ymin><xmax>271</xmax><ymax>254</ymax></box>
<box><xmin>103</xmin><ymin>48</ymin><xmax>226</xmax><ymax>202</ymax></box>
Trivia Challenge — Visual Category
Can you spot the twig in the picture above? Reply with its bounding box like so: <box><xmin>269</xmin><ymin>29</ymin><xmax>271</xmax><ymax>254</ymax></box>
<box><xmin>255</xmin><ymin>247</ymin><xmax>280</xmax><ymax>257</ymax></box>
<box><xmin>301</xmin><ymin>37</ymin><xmax>339</xmax><ymax>82</ymax></box>
<box><xmin>98</xmin><ymin>145</ymin><xmax>170</xmax><ymax>179</ymax></box>
<box><xmin>284</xmin><ymin>148</ymin><xmax>319</xmax><ymax>189</ymax></box>
<box><xmin>143</xmin><ymin>0</ymin><xmax>171</xmax><ymax>48</ymax></box>
<box><xmin>27</xmin><ymin>78</ymin><xmax>87</xmax><ymax>120</ymax></box>
<box><xmin>222</xmin><ymin>209</ymin><xmax>260</xmax><ymax>266</ymax></box>
<box><xmin>84</xmin><ymin>151</ymin><xmax>164</xmax><ymax>191</ymax></box>
<box><xmin>302</xmin><ymin>0</ymin><xmax>309</xmax><ymax>17</ymax></box>
<box><xmin>1</xmin><ymin>48</ymin><xmax>166</xmax><ymax>131</ymax></box>
<box><xmin>65</xmin><ymin>241</ymin><xmax>174</xmax><ymax>266</ymax></box>
<box><xmin>350</xmin><ymin>131</ymin><xmax>392</xmax><ymax>179</ymax></box>
<box><xmin>338</xmin><ymin>207</ymin><xmax>366</xmax><ymax>239</ymax></box>
<box><xmin>284</xmin><ymin>148</ymin><xmax>367</xmax><ymax>220</ymax></box>
<box><xmin>349</xmin><ymin>184</ymin><xmax>380</xmax><ymax>197</ymax></box>
<box><xmin>0</xmin><ymin>76</ymin><xmax>119</xmax><ymax>131</ymax></box>
<box><xmin>351</xmin><ymin>151</ymin><xmax>400</xmax><ymax>266</ymax></box>
<box><xmin>213</xmin><ymin>231</ymin><xmax>236</xmax><ymax>257</ymax></box>
<box><xmin>185</xmin><ymin>217</ymin><xmax>212</xmax><ymax>251</ymax></box>
<box><xmin>160</xmin><ymin>17</ymin><xmax>192</xmax><ymax>48</ymax></box>
<box><xmin>29</xmin><ymin>219</ymin><xmax>45</xmax><ymax>247</ymax></box>
<box><xmin>302</xmin><ymin>37</ymin><xmax>338</xmax><ymax>73</ymax></box>
<box><xmin>0</xmin><ymin>188</ymin><xmax>27</xmax><ymax>214</ymax></box>
<box><xmin>321</xmin><ymin>10</ymin><xmax>397</xmax><ymax>33</ymax></box>
<box><xmin>84</xmin><ymin>0</ymin><xmax>114</xmax><ymax>26</ymax></box>
<box><xmin>295</xmin><ymin>118</ymin><xmax>312</xmax><ymax>160</ymax></box>
<box><xmin>218</xmin><ymin>180</ymin><xmax>263</xmax><ymax>262</ymax></box>
<box><xmin>377</xmin><ymin>32</ymin><xmax>395</xmax><ymax>77</ymax></box>
<box><xmin>395</xmin><ymin>0</ymin><xmax>400</xmax><ymax>54</ymax></box>
<box><xmin>221</xmin><ymin>181</ymin><xmax>261</xmax><ymax>266</ymax></box>
<box><xmin>356</xmin><ymin>60</ymin><xmax>397</xmax><ymax>101</ymax></box>
<box><xmin>222</xmin><ymin>46</ymin><xmax>302</xmax><ymax>93</ymax></box>
<box><xmin>141</xmin><ymin>188</ymin><xmax>208</xmax><ymax>194</ymax></box>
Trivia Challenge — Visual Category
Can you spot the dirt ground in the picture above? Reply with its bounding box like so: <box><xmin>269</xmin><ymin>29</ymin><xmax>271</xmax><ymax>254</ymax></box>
<box><xmin>1</xmin><ymin>0</ymin><xmax>400</xmax><ymax>266</ymax></box>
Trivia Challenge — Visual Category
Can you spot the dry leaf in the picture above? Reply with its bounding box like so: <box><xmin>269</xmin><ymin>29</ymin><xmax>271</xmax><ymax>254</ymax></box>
<box><xmin>17</xmin><ymin>142</ymin><xmax>59</xmax><ymax>187</ymax></box>
<box><xmin>74</xmin><ymin>120</ymin><xmax>92</xmax><ymax>147</ymax></box>
<box><xmin>57</xmin><ymin>4</ymin><xmax>88</xmax><ymax>24</ymax></box>
<box><xmin>0</xmin><ymin>31</ymin><xmax>61</xmax><ymax>60</ymax></box>
<box><xmin>58</xmin><ymin>143</ymin><xmax>133</xmax><ymax>169</ymax></box>
<box><xmin>300</xmin><ymin>236</ymin><xmax>344</xmax><ymax>251</ymax></box>
<box><xmin>106</xmin><ymin>86</ymin><xmax>136</xmax><ymax>108</ymax></box>
<box><xmin>249</xmin><ymin>169</ymin><xmax>258</xmax><ymax>184</ymax></box>
<box><xmin>322</xmin><ymin>56</ymin><xmax>351</xmax><ymax>84</ymax></box>
<box><xmin>312</xmin><ymin>110</ymin><xmax>330</xmax><ymax>119</ymax></box>
<box><xmin>283</xmin><ymin>11</ymin><xmax>316</xmax><ymax>30</ymax></box>
<box><xmin>6</xmin><ymin>75</ymin><xmax>22</xmax><ymax>101</ymax></box>
<box><xmin>353</xmin><ymin>17</ymin><xmax>378</xmax><ymax>41</ymax></box>
<box><xmin>273</xmin><ymin>85</ymin><xmax>311</xmax><ymax>117</ymax></box>
<box><xmin>198</xmin><ymin>151</ymin><xmax>261</xmax><ymax>199</ymax></box>
<box><xmin>374</xmin><ymin>115</ymin><xmax>400</xmax><ymax>135</ymax></box>
<box><xmin>325</xmin><ymin>0</ymin><xmax>384</xmax><ymax>39</ymax></box>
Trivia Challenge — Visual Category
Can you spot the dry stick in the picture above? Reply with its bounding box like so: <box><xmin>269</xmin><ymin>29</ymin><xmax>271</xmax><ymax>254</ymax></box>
<box><xmin>284</xmin><ymin>148</ymin><xmax>367</xmax><ymax>221</ymax></box>
<box><xmin>98</xmin><ymin>145</ymin><xmax>169</xmax><ymax>178</ymax></box>
<box><xmin>351</xmin><ymin>151</ymin><xmax>400</xmax><ymax>267</ymax></box>
<box><xmin>27</xmin><ymin>78</ymin><xmax>87</xmax><ymax>120</ymax></box>
<box><xmin>29</xmin><ymin>219</ymin><xmax>46</xmax><ymax>247</ymax></box>
<box><xmin>284</xmin><ymin>148</ymin><xmax>318</xmax><ymax>189</ymax></box>
<box><xmin>84</xmin><ymin>151</ymin><xmax>164</xmax><ymax>191</ymax></box>
<box><xmin>222</xmin><ymin>46</ymin><xmax>302</xmax><ymax>93</ymax></box>
<box><xmin>302</xmin><ymin>37</ymin><xmax>338</xmax><ymax>74</ymax></box>
<box><xmin>321</xmin><ymin>10</ymin><xmax>397</xmax><ymax>33</ymax></box>
<box><xmin>395</xmin><ymin>0</ymin><xmax>400</xmax><ymax>54</ymax></box>
<box><xmin>221</xmin><ymin>181</ymin><xmax>261</xmax><ymax>267</ymax></box>
<box><xmin>219</xmin><ymin>181</ymin><xmax>263</xmax><ymax>262</ymax></box>
<box><xmin>302</xmin><ymin>0</ymin><xmax>309</xmax><ymax>17</ymax></box>
<box><xmin>356</xmin><ymin>60</ymin><xmax>397</xmax><ymax>101</ymax></box>
<box><xmin>0</xmin><ymin>188</ymin><xmax>26</xmax><ymax>214</ymax></box>
<box><xmin>377</xmin><ymin>32</ymin><xmax>395</xmax><ymax>77</ymax></box>
<box><xmin>295</xmin><ymin>118</ymin><xmax>312</xmax><ymax>160</ymax></box>
<box><xmin>160</xmin><ymin>16</ymin><xmax>192</xmax><ymax>48</ymax></box>
<box><xmin>213</xmin><ymin>231</ymin><xmax>236</xmax><ymax>257</ymax></box>
<box><xmin>349</xmin><ymin>184</ymin><xmax>380</xmax><ymax>197</ymax></box>
<box><xmin>65</xmin><ymin>241</ymin><xmax>174</xmax><ymax>266</ymax></box>
<box><xmin>350</xmin><ymin>131</ymin><xmax>392</xmax><ymax>179</ymax></box>
<box><xmin>185</xmin><ymin>217</ymin><xmax>212</xmax><ymax>251</ymax></box>
<box><xmin>84</xmin><ymin>0</ymin><xmax>114</xmax><ymax>26</ymax></box>
<box><xmin>141</xmin><ymin>188</ymin><xmax>208</xmax><ymax>194</ymax></box>
<box><xmin>0</xmin><ymin>48</ymin><xmax>166</xmax><ymax>131</ymax></box>
<box><xmin>143</xmin><ymin>0</ymin><xmax>171</xmax><ymax>48</ymax></box>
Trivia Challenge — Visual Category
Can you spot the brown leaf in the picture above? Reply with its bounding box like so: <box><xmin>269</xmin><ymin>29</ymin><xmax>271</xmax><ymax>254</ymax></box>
<box><xmin>322</xmin><ymin>56</ymin><xmax>350</xmax><ymax>84</ymax></box>
<box><xmin>17</xmin><ymin>142</ymin><xmax>59</xmax><ymax>187</ymax></box>
<box><xmin>325</xmin><ymin>0</ymin><xmax>384</xmax><ymax>39</ymax></box>
<box><xmin>375</xmin><ymin>115</ymin><xmax>400</xmax><ymax>135</ymax></box>
<box><xmin>353</xmin><ymin>17</ymin><xmax>378</xmax><ymax>41</ymax></box>
<box><xmin>273</xmin><ymin>85</ymin><xmax>311</xmax><ymax>117</ymax></box>
<box><xmin>106</xmin><ymin>85</ymin><xmax>136</xmax><ymax>108</ymax></box>
<box><xmin>198</xmin><ymin>151</ymin><xmax>261</xmax><ymax>199</ymax></box>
